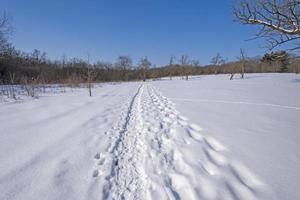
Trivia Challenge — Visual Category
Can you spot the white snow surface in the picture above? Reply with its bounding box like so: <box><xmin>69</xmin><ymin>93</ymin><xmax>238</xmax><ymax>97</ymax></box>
<box><xmin>0</xmin><ymin>73</ymin><xmax>299</xmax><ymax>200</ymax></box>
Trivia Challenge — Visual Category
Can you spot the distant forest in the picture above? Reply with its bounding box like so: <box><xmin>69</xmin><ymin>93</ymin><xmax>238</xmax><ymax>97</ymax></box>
<box><xmin>1</xmin><ymin>44</ymin><xmax>299</xmax><ymax>85</ymax></box>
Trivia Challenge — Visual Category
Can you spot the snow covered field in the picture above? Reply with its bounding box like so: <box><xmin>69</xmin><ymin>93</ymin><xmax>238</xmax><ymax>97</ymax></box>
<box><xmin>0</xmin><ymin>73</ymin><xmax>299</xmax><ymax>200</ymax></box>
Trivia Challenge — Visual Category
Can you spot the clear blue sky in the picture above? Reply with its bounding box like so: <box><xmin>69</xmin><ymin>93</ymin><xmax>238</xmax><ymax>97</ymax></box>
<box><xmin>1</xmin><ymin>0</ymin><xmax>266</xmax><ymax>66</ymax></box>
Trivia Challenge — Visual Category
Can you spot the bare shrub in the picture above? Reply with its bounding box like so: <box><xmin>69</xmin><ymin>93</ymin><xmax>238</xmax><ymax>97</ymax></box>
<box><xmin>21</xmin><ymin>76</ymin><xmax>39</xmax><ymax>98</ymax></box>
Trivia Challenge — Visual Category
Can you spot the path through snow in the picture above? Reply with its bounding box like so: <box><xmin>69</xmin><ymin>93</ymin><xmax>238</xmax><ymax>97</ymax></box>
<box><xmin>0</xmin><ymin>81</ymin><xmax>278</xmax><ymax>200</ymax></box>
<box><xmin>94</xmin><ymin>83</ymin><xmax>275</xmax><ymax>199</ymax></box>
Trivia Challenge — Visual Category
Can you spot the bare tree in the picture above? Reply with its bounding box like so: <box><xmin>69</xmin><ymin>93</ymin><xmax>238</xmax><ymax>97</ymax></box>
<box><xmin>86</xmin><ymin>52</ymin><xmax>96</xmax><ymax>97</ymax></box>
<box><xmin>191</xmin><ymin>59</ymin><xmax>200</xmax><ymax>67</ymax></box>
<box><xmin>230</xmin><ymin>49</ymin><xmax>246</xmax><ymax>80</ymax></box>
<box><xmin>211</xmin><ymin>53</ymin><xmax>225</xmax><ymax>74</ymax></box>
<box><xmin>116</xmin><ymin>56</ymin><xmax>132</xmax><ymax>81</ymax></box>
<box><xmin>21</xmin><ymin>76</ymin><xmax>39</xmax><ymax>98</ymax></box>
<box><xmin>32</xmin><ymin>49</ymin><xmax>40</xmax><ymax>61</ymax></box>
<box><xmin>169</xmin><ymin>55</ymin><xmax>175</xmax><ymax>66</ymax></box>
<box><xmin>234</xmin><ymin>0</ymin><xmax>300</xmax><ymax>51</ymax></box>
<box><xmin>138</xmin><ymin>57</ymin><xmax>151</xmax><ymax>81</ymax></box>
<box><xmin>169</xmin><ymin>55</ymin><xmax>175</xmax><ymax>80</ymax></box>
<box><xmin>240</xmin><ymin>48</ymin><xmax>246</xmax><ymax>78</ymax></box>
<box><xmin>61</xmin><ymin>54</ymin><xmax>67</xmax><ymax>68</ymax></box>
<box><xmin>179</xmin><ymin>55</ymin><xmax>189</xmax><ymax>66</ymax></box>
<box><xmin>8</xmin><ymin>72</ymin><xmax>16</xmax><ymax>99</ymax></box>
<box><xmin>179</xmin><ymin>55</ymin><xmax>190</xmax><ymax>80</ymax></box>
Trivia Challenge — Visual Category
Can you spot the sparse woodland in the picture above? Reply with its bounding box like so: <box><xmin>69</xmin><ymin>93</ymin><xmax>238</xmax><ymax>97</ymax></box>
<box><xmin>1</xmin><ymin>45</ymin><xmax>299</xmax><ymax>85</ymax></box>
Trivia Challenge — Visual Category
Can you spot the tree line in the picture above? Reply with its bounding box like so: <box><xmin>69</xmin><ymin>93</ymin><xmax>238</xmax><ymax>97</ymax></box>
<box><xmin>1</xmin><ymin>44</ymin><xmax>299</xmax><ymax>86</ymax></box>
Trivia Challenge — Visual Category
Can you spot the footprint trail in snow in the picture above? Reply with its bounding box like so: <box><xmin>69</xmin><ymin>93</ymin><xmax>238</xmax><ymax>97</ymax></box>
<box><xmin>95</xmin><ymin>83</ymin><xmax>275</xmax><ymax>200</ymax></box>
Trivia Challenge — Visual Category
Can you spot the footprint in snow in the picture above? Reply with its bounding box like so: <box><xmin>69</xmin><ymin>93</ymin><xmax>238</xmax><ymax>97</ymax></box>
<box><xmin>204</xmin><ymin>136</ymin><xmax>227</xmax><ymax>152</ymax></box>
<box><xmin>201</xmin><ymin>161</ymin><xmax>220</xmax><ymax>176</ymax></box>
<box><xmin>168</xmin><ymin>173</ymin><xmax>198</xmax><ymax>200</ymax></box>
<box><xmin>189</xmin><ymin>123</ymin><xmax>203</xmax><ymax>132</ymax></box>
<box><xmin>98</xmin><ymin>158</ymin><xmax>106</xmax><ymax>165</ymax></box>
<box><xmin>92</xmin><ymin>170</ymin><xmax>99</xmax><ymax>177</ymax></box>
<box><xmin>188</xmin><ymin>129</ymin><xmax>203</xmax><ymax>142</ymax></box>
<box><xmin>229</xmin><ymin>160</ymin><xmax>264</xmax><ymax>190</ymax></box>
<box><xmin>204</xmin><ymin>148</ymin><xmax>228</xmax><ymax>166</ymax></box>
<box><xmin>178</xmin><ymin>115</ymin><xmax>188</xmax><ymax>121</ymax></box>
<box><xmin>178</xmin><ymin>120</ymin><xmax>189</xmax><ymax>127</ymax></box>
<box><xmin>94</xmin><ymin>153</ymin><xmax>101</xmax><ymax>159</ymax></box>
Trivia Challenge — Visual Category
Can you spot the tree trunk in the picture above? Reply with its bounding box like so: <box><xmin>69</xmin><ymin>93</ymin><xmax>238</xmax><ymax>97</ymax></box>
<box><xmin>88</xmin><ymin>83</ymin><xmax>92</xmax><ymax>97</ymax></box>
<box><xmin>241</xmin><ymin>62</ymin><xmax>245</xmax><ymax>79</ymax></box>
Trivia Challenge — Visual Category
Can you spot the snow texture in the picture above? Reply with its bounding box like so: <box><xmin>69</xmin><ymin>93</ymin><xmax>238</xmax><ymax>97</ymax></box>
<box><xmin>1</xmin><ymin>73</ymin><xmax>299</xmax><ymax>200</ymax></box>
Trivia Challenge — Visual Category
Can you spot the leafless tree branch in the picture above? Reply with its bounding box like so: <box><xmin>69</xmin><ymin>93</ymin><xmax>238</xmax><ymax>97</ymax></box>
<box><xmin>234</xmin><ymin>0</ymin><xmax>300</xmax><ymax>50</ymax></box>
